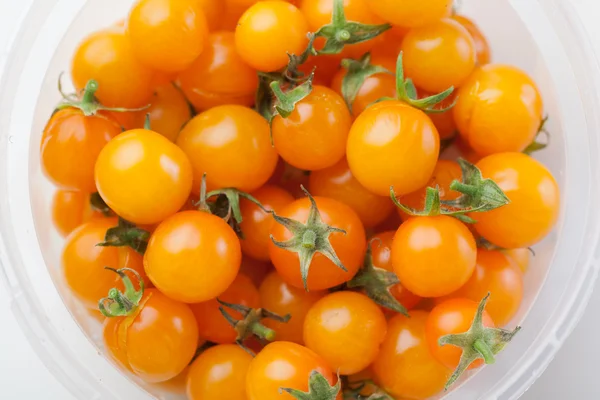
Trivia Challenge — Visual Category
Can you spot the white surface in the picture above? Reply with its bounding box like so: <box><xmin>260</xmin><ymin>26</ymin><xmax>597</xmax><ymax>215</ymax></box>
<box><xmin>0</xmin><ymin>0</ymin><xmax>599</xmax><ymax>399</ymax></box>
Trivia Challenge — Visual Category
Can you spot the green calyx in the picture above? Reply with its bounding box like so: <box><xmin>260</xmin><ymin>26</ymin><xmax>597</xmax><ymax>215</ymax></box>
<box><xmin>218</xmin><ymin>299</ymin><xmax>290</xmax><ymax>355</ymax></box>
<box><xmin>347</xmin><ymin>239</ymin><xmax>409</xmax><ymax>316</ymax></box>
<box><xmin>343</xmin><ymin>377</ymin><xmax>394</xmax><ymax>400</ymax></box>
<box><xmin>97</xmin><ymin>217</ymin><xmax>151</xmax><ymax>255</ymax></box>
<box><xmin>340</xmin><ymin>53</ymin><xmax>393</xmax><ymax>113</ymax></box>
<box><xmin>98</xmin><ymin>267</ymin><xmax>145</xmax><ymax>318</ymax></box>
<box><xmin>439</xmin><ymin>293</ymin><xmax>522</xmax><ymax>390</ymax></box>
<box><xmin>391</xmin><ymin>158</ymin><xmax>510</xmax><ymax>224</ymax></box>
<box><xmin>269</xmin><ymin>186</ymin><xmax>348</xmax><ymax>291</ymax></box>
<box><xmin>271</xmin><ymin>74</ymin><xmax>314</xmax><ymax>119</ymax></box>
<box><xmin>281</xmin><ymin>370</ymin><xmax>341</xmax><ymax>400</ymax></box>
<box><xmin>55</xmin><ymin>75</ymin><xmax>149</xmax><ymax>117</ymax></box>
<box><xmin>524</xmin><ymin>115</ymin><xmax>550</xmax><ymax>155</ymax></box>
<box><xmin>89</xmin><ymin>192</ymin><xmax>114</xmax><ymax>217</ymax></box>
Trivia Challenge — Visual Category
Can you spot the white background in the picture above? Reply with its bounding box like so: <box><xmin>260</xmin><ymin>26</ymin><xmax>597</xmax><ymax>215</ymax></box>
<box><xmin>1</xmin><ymin>0</ymin><xmax>600</xmax><ymax>399</ymax></box>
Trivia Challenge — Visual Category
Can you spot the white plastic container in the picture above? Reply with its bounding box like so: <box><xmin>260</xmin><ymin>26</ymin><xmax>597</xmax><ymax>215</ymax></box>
<box><xmin>1</xmin><ymin>0</ymin><xmax>600</xmax><ymax>399</ymax></box>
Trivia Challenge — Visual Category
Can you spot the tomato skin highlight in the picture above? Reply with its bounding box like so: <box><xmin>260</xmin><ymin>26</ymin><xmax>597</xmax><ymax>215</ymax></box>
<box><xmin>392</xmin><ymin>216</ymin><xmax>477</xmax><ymax>298</ymax></box>
<box><xmin>453</xmin><ymin>15</ymin><xmax>491</xmax><ymax>65</ymax></box>
<box><xmin>471</xmin><ymin>152</ymin><xmax>560</xmax><ymax>249</ymax></box>
<box><xmin>103</xmin><ymin>289</ymin><xmax>199</xmax><ymax>383</ymax></box>
<box><xmin>95</xmin><ymin>129</ymin><xmax>193</xmax><ymax>225</ymax></box>
<box><xmin>144</xmin><ymin>210</ymin><xmax>242</xmax><ymax>303</ymax></box>
<box><xmin>347</xmin><ymin>100</ymin><xmax>440</xmax><ymax>197</ymax></box>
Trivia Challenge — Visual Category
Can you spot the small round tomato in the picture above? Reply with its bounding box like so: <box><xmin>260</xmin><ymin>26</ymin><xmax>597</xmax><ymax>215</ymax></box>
<box><xmin>365</xmin><ymin>0</ymin><xmax>452</xmax><ymax>28</ymax></box>
<box><xmin>392</xmin><ymin>216</ymin><xmax>477</xmax><ymax>298</ymax></box>
<box><xmin>304</xmin><ymin>291</ymin><xmax>386</xmax><ymax>375</ymax></box>
<box><xmin>235</xmin><ymin>1</ymin><xmax>309</xmax><ymax>72</ymax></box>
<box><xmin>454</xmin><ymin>64</ymin><xmax>544</xmax><ymax>156</ymax></box>
<box><xmin>177</xmin><ymin>105</ymin><xmax>278</xmax><ymax>194</ymax></box>
<box><xmin>504</xmin><ymin>248</ymin><xmax>531</xmax><ymax>273</ymax></box>
<box><xmin>371</xmin><ymin>231</ymin><xmax>422</xmax><ymax>310</ymax></box>
<box><xmin>438</xmin><ymin>250</ymin><xmax>524</xmax><ymax>326</ymax></box>
<box><xmin>272</xmin><ymin>85</ymin><xmax>351</xmax><ymax>171</ymax></box>
<box><xmin>240</xmin><ymin>185</ymin><xmax>295</xmax><ymax>261</ymax></box>
<box><xmin>145</xmin><ymin>210</ymin><xmax>242</xmax><ymax>303</ymax></box>
<box><xmin>425</xmin><ymin>298</ymin><xmax>495</xmax><ymax>370</ymax></box>
<box><xmin>127</xmin><ymin>0</ymin><xmax>209</xmax><ymax>73</ymax></box>
<box><xmin>309</xmin><ymin>158</ymin><xmax>394</xmax><ymax>228</ymax></box>
<box><xmin>187</xmin><ymin>344</ymin><xmax>253</xmax><ymax>400</ymax></box>
<box><xmin>103</xmin><ymin>288</ymin><xmax>199</xmax><ymax>382</ymax></box>
<box><xmin>372</xmin><ymin>311</ymin><xmax>450</xmax><ymax>399</ymax></box>
<box><xmin>269</xmin><ymin>196</ymin><xmax>366</xmax><ymax>290</ymax></box>
<box><xmin>130</xmin><ymin>84</ymin><xmax>192</xmax><ymax>142</ymax></box>
<box><xmin>398</xmin><ymin>160</ymin><xmax>462</xmax><ymax>220</ymax></box>
<box><xmin>259</xmin><ymin>271</ymin><xmax>325</xmax><ymax>344</ymax></box>
<box><xmin>72</xmin><ymin>27</ymin><xmax>154</xmax><ymax>108</ymax></box>
<box><xmin>62</xmin><ymin>218</ymin><xmax>148</xmax><ymax>310</ymax></box>
<box><xmin>197</xmin><ymin>0</ymin><xmax>226</xmax><ymax>31</ymax></box>
<box><xmin>41</xmin><ymin>108</ymin><xmax>121</xmax><ymax>192</ymax></box>
<box><xmin>246</xmin><ymin>341</ymin><xmax>335</xmax><ymax>400</ymax></box>
<box><xmin>52</xmin><ymin>190</ymin><xmax>103</xmax><ymax>237</ymax></box>
<box><xmin>240</xmin><ymin>257</ymin><xmax>273</xmax><ymax>287</ymax></box>
<box><xmin>371</xmin><ymin>28</ymin><xmax>407</xmax><ymax>60</ymax></box>
<box><xmin>95</xmin><ymin>129</ymin><xmax>193</xmax><ymax>225</ymax></box>
<box><xmin>331</xmin><ymin>55</ymin><xmax>396</xmax><ymax>117</ymax></box>
<box><xmin>471</xmin><ymin>153</ymin><xmax>560</xmax><ymax>248</ymax></box>
<box><xmin>401</xmin><ymin>18</ymin><xmax>476</xmax><ymax>93</ymax></box>
<box><xmin>178</xmin><ymin>31</ymin><xmax>258</xmax><ymax>112</ymax></box>
<box><xmin>190</xmin><ymin>274</ymin><xmax>260</xmax><ymax>343</ymax></box>
<box><xmin>453</xmin><ymin>15</ymin><xmax>491</xmax><ymax>65</ymax></box>
<box><xmin>346</xmin><ymin>100</ymin><xmax>440</xmax><ymax>196</ymax></box>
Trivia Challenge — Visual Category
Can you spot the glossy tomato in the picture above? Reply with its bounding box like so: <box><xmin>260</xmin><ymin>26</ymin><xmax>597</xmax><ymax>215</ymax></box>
<box><xmin>365</xmin><ymin>0</ymin><xmax>452</xmax><ymax>28</ymax></box>
<box><xmin>177</xmin><ymin>105</ymin><xmax>278</xmax><ymax>194</ymax></box>
<box><xmin>95</xmin><ymin>129</ymin><xmax>193</xmax><ymax>225</ymax></box>
<box><xmin>471</xmin><ymin>153</ymin><xmax>560</xmax><ymax>248</ymax></box>
<box><xmin>453</xmin><ymin>15</ymin><xmax>491</xmax><ymax>65</ymax></box>
<box><xmin>178</xmin><ymin>31</ymin><xmax>258</xmax><ymax>112</ymax></box>
<box><xmin>454</xmin><ymin>64</ymin><xmax>544</xmax><ymax>156</ymax></box>
<box><xmin>144</xmin><ymin>210</ymin><xmax>242</xmax><ymax>303</ymax></box>
<box><xmin>197</xmin><ymin>0</ymin><xmax>226</xmax><ymax>31</ymax></box>
<box><xmin>240</xmin><ymin>257</ymin><xmax>273</xmax><ymax>287</ymax></box>
<box><xmin>259</xmin><ymin>271</ymin><xmax>325</xmax><ymax>344</ymax></box>
<box><xmin>372</xmin><ymin>311</ymin><xmax>450</xmax><ymax>399</ymax></box>
<box><xmin>346</xmin><ymin>100</ymin><xmax>440</xmax><ymax>196</ymax></box>
<box><xmin>304</xmin><ymin>291</ymin><xmax>387</xmax><ymax>375</ymax></box>
<box><xmin>52</xmin><ymin>190</ymin><xmax>103</xmax><ymax>237</ymax></box>
<box><xmin>187</xmin><ymin>344</ymin><xmax>253</xmax><ymax>400</ymax></box>
<box><xmin>504</xmin><ymin>248</ymin><xmax>531</xmax><ymax>273</ymax></box>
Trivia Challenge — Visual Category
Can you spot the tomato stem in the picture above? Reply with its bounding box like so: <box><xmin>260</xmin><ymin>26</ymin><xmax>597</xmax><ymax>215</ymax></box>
<box><xmin>81</xmin><ymin>79</ymin><xmax>99</xmax><ymax>106</ymax></box>
<box><xmin>280</xmin><ymin>370</ymin><xmax>341</xmax><ymax>400</ymax></box>
<box><xmin>473</xmin><ymin>339</ymin><xmax>496</xmax><ymax>364</ymax></box>
<box><xmin>97</xmin><ymin>218</ymin><xmax>150</xmax><ymax>255</ymax></box>
<box><xmin>339</xmin><ymin>53</ymin><xmax>393</xmax><ymax>113</ymax></box>
<box><xmin>98</xmin><ymin>267</ymin><xmax>145</xmax><ymax>318</ymax></box>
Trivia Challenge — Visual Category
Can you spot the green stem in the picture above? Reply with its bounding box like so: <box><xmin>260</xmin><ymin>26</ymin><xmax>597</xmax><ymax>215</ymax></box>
<box><xmin>336</xmin><ymin>30</ymin><xmax>351</xmax><ymax>42</ymax></box>
<box><xmin>302</xmin><ymin>230</ymin><xmax>317</xmax><ymax>249</ymax></box>
<box><xmin>81</xmin><ymin>80</ymin><xmax>99</xmax><ymax>105</ymax></box>
<box><xmin>251</xmin><ymin>323</ymin><xmax>276</xmax><ymax>342</ymax></box>
<box><xmin>450</xmin><ymin>180</ymin><xmax>479</xmax><ymax>197</ymax></box>
<box><xmin>473</xmin><ymin>339</ymin><xmax>496</xmax><ymax>364</ymax></box>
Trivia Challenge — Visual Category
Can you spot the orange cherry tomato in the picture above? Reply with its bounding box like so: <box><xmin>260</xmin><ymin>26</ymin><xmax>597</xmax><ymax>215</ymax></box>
<box><xmin>504</xmin><ymin>248</ymin><xmax>531</xmax><ymax>273</ymax></box>
<box><xmin>127</xmin><ymin>0</ymin><xmax>209</xmax><ymax>73</ymax></box>
<box><xmin>309</xmin><ymin>158</ymin><xmax>394</xmax><ymax>228</ymax></box>
<box><xmin>178</xmin><ymin>31</ymin><xmax>258</xmax><ymax>112</ymax></box>
<box><xmin>235</xmin><ymin>1</ymin><xmax>309</xmax><ymax>72</ymax></box>
<box><xmin>240</xmin><ymin>185</ymin><xmax>295</xmax><ymax>261</ymax></box>
<box><xmin>72</xmin><ymin>27</ymin><xmax>154</xmax><ymax>108</ymax></box>
<box><xmin>190</xmin><ymin>274</ymin><xmax>260</xmax><ymax>344</ymax></box>
<box><xmin>130</xmin><ymin>84</ymin><xmax>192</xmax><ymax>142</ymax></box>
<box><xmin>246</xmin><ymin>341</ymin><xmax>335</xmax><ymax>400</ymax></box>
<box><xmin>472</xmin><ymin>153</ymin><xmax>560</xmax><ymax>249</ymax></box>
<box><xmin>269</xmin><ymin>196</ymin><xmax>366</xmax><ymax>290</ymax></box>
<box><xmin>259</xmin><ymin>271</ymin><xmax>325</xmax><ymax>344</ymax></box>
<box><xmin>177</xmin><ymin>105</ymin><xmax>278</xmax><ymax>194</ymax></box>
<box><xmin>421</xmin><ymin>90</ymin><xmax>457</xmax><ymax>140</ymax></box>
<box><xmin>371</xmin><ymin>231</ymin><xmax>422</xmax><ymax>310</ymax></box>
<box><xmin>401</xmin><ymin>18</ymin><xmax>476</xmax><ymax>93</ymax></box>
<box><xmin>103</xmin><ymin>288</ymin><xmax>199</xmax><ymax>382</ymax></box>
<box><xmin>304</xmin><ymin>291</ymin><xmax>387</xmax><ymax>375</ymax></box>
<box><xmin>187</xmin><ymin>344</ymin><xmax>253</xmax><ymax>400</ymax></box>
<box><xmin>330</xmin><ymin>55</ymin><xmax>396</xmax><ymax>117</ymax></box>
<box><xmin>392</xmin><ymin>215</ymin><xmax>477</xmax><ymax>297</ymax></box>
<box><xmin>371</xmin><ymin>29</ymin><xmax>407</xmax><ymax>60</ymax></box>
<box><xmin>346</xmin><ymin>100</ymin><xmax>440</xmax><ymax>196</ymax></box>
<box><xmin>52</xmin><ymin>190</ymin><xmax>103</xmax><ymax>237</ymax></box>
<box><xmin>365</xmin><ymin>0</ymin><xmax>452</xmax><ymax>28</ymax></box>
<box><xmin>197</xmin><ymin>0</ymin><xmax>226</xmax><ymax>31</ymax></box>
<box><xmin>425</xmin><ymin>298</ymin><xmax>495</xmax><ymax>371</ymax></box>
<box><xmin>240</xmin><ymin>257</ymin><xmax>273</xmax><ymax>287</ymax></box>
<box><xmin>61</xmin><ymin>218</ymin><xmax>149</xmax><ymax>310</ymax></box>
<box><xmin>144</xmin><ymin>210</ymin><xmax>242</xmax><ymax>303</ymax></box>
<box><xmin>95</xmin><ymin>129</ymin><xmax>193</xmax><ymax>225</ymax></box>
<box><xmin>454</xmin><ymin>64</ymin><xmax>544</xmax><ymax>156</ymax></box>
<box><xmin>438</xmin><ymin>250</ymin><xmax>524</xmax><ymax>326</ymax></box>
<box><xmin>372</xmin><ymin>311</ymin><xmax>450</xmax><ymax>399</ymax></box>
<box><xmin>272</xmin><ymin>85</ymin><xmax>351</xmax><ymax>171</ymax></box>
<box><xmin>398</xmin><ymin>159</ymin><xmax>462</xmax><ymax>221</ymax></box>
<box><xmin>453</xmin><ymin>15</ymin><xmax>491</xmax><ymax>65</ymax></box>
<box><xmin>41</xmin><ymin>108</ymin><xmax>121</xmax><ymax>192</ymax></box>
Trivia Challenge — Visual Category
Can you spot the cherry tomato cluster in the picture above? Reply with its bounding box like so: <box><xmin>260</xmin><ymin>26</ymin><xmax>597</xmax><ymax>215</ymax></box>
<box><xmin>44</xmin><ymin>0</ymin><xmax>560</xmax><ymax>399</ymax></box>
